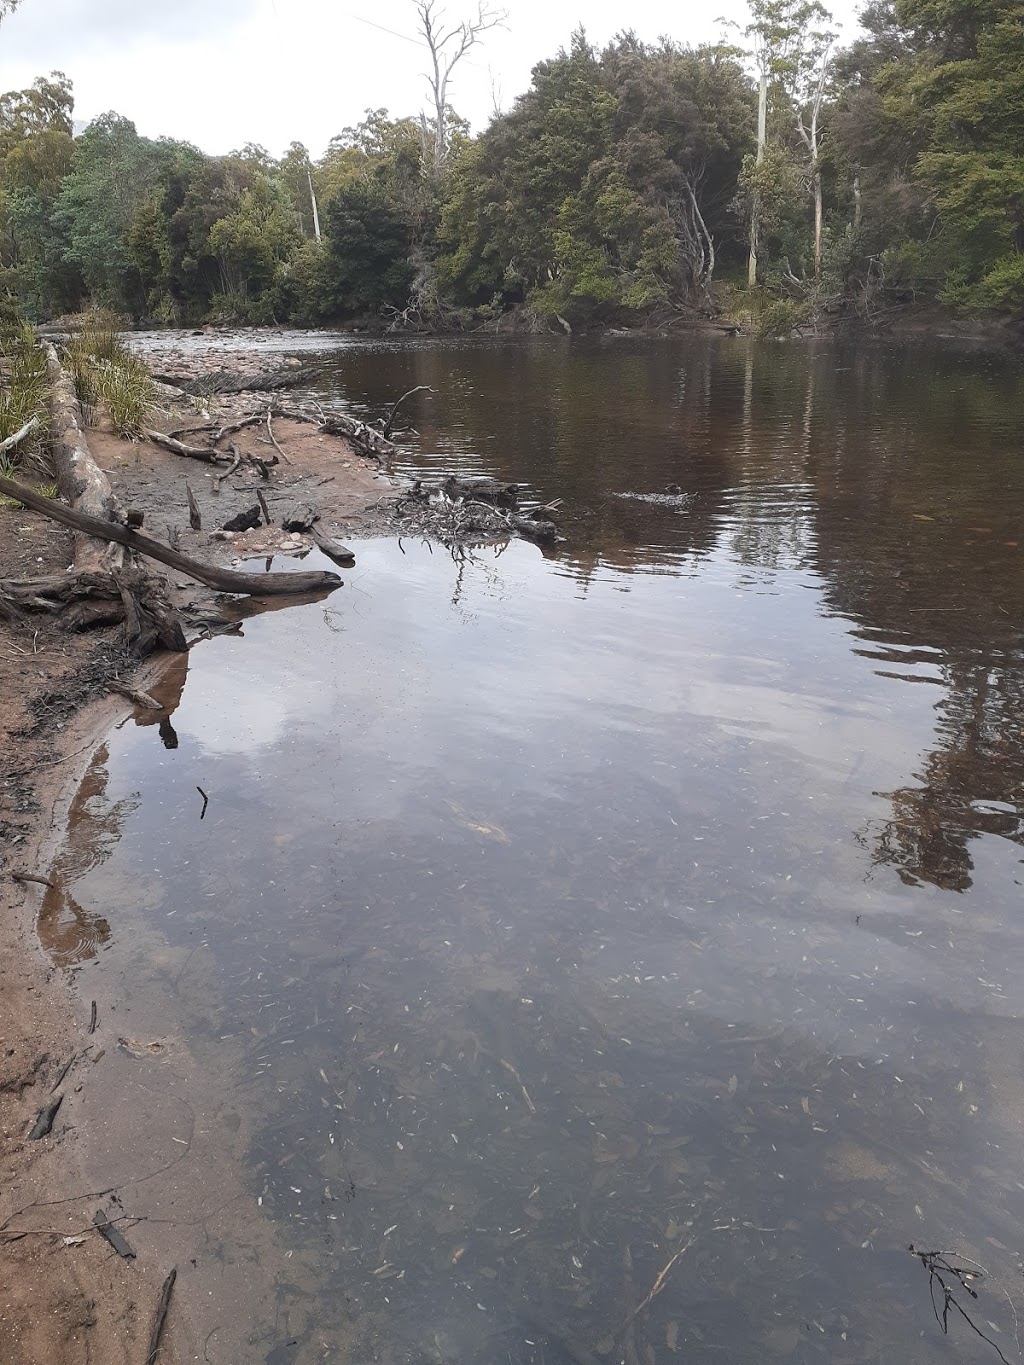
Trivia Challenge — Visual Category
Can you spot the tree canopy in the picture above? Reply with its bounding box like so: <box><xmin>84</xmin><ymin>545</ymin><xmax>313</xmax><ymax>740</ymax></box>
<box><xmin>0</xmin><ymin>0</ymin><xmax>1021</xmax><ymax>328</ymax></box>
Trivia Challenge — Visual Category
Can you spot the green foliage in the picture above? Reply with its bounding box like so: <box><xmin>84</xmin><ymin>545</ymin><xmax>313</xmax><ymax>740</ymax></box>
<box><xmin>0</xmin><ymin>0</ymin><xmax>1021</xmax><ymax>330</ymax></box>
<box><xmin>756</xmin><ymin>296</ymin><xmax>809</xmax><ymax>336</ymax></box>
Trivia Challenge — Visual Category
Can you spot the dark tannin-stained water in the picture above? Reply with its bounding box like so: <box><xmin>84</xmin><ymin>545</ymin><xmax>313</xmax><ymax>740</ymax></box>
<box><xmin>60</xmin><ymin>335</ymin><xmax>1024</xmax><ymax>1362</ymax></box>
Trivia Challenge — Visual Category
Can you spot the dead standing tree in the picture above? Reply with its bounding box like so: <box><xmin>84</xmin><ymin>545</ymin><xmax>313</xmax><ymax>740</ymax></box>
<box><xmin>415</xmin><ymin>0</ymin><xmax>507</xmax><ymax>176</ymax></box>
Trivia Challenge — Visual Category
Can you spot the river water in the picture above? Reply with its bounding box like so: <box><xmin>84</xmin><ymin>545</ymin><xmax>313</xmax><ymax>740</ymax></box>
<box><xmin>52</xmin><ymin>334</ymin><xmax>1024</xmax><ymax>1363</ymax></box>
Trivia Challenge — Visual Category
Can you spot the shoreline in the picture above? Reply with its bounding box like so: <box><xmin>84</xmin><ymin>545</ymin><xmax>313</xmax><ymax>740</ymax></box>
<box><xmin>0</xmin><ymin>361</ymin><xmax>406</xmax><ymax>1363</ymax></box>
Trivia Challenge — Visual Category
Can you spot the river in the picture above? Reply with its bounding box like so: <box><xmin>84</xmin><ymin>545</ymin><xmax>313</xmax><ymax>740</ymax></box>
<box><xmin>49</xmin><ymin>333</ymin><xmax>1024</xmax><ymax>1363</ymax></box>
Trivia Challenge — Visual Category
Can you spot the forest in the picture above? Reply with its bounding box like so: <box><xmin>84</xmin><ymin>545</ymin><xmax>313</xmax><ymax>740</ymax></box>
<box><xmin>0</xmin><ymin>0</ymin><xmax>1021</xmax><ymax>333</ymax></box>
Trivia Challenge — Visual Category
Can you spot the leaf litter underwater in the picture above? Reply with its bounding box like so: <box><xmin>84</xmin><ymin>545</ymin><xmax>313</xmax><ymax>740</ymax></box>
<box><xmin>44</xmin><ymin>335</ymin><xmax>1024</xmax><ymax>1363</ymax></box>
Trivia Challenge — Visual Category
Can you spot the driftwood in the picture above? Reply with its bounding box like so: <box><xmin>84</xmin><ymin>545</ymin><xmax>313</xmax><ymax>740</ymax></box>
<box><xmin>282</xmin><ymin>503</ymin><xmax>318</xmax><ymax>532</ymax></box>
<box><xmin>44</xmin><ymin>343</ymin><xmax>120</xmax><ymax>573</ymax></box>
<box><xmin>379</xmin><ymin>385</ymin><xmax>432</xmax><ymax>438</ymax></box>
<box><xmin>271</xmin><ymin>404</ymin><xmax>396</xmax><ymax>459</ymax></box>
<box><xmin>144</xmin><ymin>428</ymin><xmax>227</xmax><ymax>465</ymax></box>
<box><xmin>0</xmin><ymin>476</ymin><xmax>342</xmax><ymax>597</ymax></box>
<box><xmin>146</xmin><ymin>1267</ymin><xmax>177</xmax><ymax>1365</ymax></box>
<box><xmin>107</xmin><ymin>681</ymin><xmax>162</xmax><ymax>710</ymax></box>
<box><xmin>151</xmin><ymin>364</ymin><xmax>314</xmax><ymax>397</ymax></box>
<box><xmin>310</xmin><ymin>525</ymin><xmax>356</xmax><ymax>565</ymax></box>
<box><xmin>1</xmin><ymin>568</ymin><xmax>186</xmax><ymax>652</ymax></box>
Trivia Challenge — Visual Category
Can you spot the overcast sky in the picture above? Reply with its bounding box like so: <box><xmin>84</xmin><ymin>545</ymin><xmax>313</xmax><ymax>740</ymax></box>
<box><xmin>0</xmin><ymin>0</ymin><xmax>863</xmax><ymax>159</ymax></box>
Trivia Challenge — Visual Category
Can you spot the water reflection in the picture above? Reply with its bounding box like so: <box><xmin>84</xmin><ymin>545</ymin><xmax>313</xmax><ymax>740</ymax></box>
<box><xmin>52</xmin><ymin>335</ymin><xmax>1024</xmax><ymax>1363</ymax></box>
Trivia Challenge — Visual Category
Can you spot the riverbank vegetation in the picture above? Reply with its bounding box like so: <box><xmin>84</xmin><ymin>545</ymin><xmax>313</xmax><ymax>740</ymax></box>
<box><xmin>0</xmin><ymin>0</ymin><xmax>1021</xmax><ymax>334</ymax></box>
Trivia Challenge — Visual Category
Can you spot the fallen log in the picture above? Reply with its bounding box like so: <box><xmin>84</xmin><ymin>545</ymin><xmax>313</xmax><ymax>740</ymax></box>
<box><xmin>0</xmin><ymin>475</ymin><xmax>342</xmax><ymax>596</ymax></box>
<box><xmin>43</xmin><ymin>342</ymin><xmax>120</xmax><ymax>573</ymax></box>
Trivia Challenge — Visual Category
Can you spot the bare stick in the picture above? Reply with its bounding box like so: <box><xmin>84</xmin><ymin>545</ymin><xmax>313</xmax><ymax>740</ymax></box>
<box><xmin>12</xmin><ymin>871</ymin><xmax>54</xmax><ymax>889</ymax></box>
<box><xmin>196</xmin><ymin>786</ymin><xmax>209</xmax><ymax>820</ymax></box>
<box><xmin>185</xmin><ymin>482</ymin><xmax>202</xmax><ymax>530</ymax></box>
<box><xmin>623</xmin><ymin>1240</ymin><xmax>695</xmax><ymax>1327</ymax></box>
<box><xmin>0</xmin><ymin>415</ymin><xmax>40</xmax><ymax>455</ymax></box>
<box><xmin>266</xmin><ymin>410</ymin><xmax>293</xmax><ymax>465</ymax></box>
<box><xmin>0</xmin><ymin>473</ymin><xmax>342</xmax><ymax>597</ymax></box>
<box><xmin>146</xmin><ymin>1267</ymin><xmax>177</xmax><ymax>1365</ymax></box>
<box><xmin>144</xmin><ymin>429</ymin><xmax>228</xmax><ymax>465</ymax></box>
<box><xmin>256</xmin><ymin>489</ymin><xmax>272</xmax><ymax>526</ymax></box>
<box><xmin>107</xmin><ymin>682</ymin><xmax>162</xmax><ymax>711</ymax></box>
<box><xmin>382</xmin><ymin>386</ymin><xmax>432</xmax><ymax>438</ymax></box>
<box><xmin>215</xmin><ymin>448</ymin><xmax>242</xmax><ymax>485</ymax></box>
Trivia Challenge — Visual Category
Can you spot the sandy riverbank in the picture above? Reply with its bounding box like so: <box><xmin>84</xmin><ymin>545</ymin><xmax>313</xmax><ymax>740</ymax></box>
<box><xmin>0</xmin><ymin>370</ymin><xmax>402</xmax><ymax>1363</ymax></box>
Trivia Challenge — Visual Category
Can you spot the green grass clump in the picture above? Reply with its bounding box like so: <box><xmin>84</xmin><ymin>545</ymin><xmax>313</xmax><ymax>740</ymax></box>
<box><xmin>64</xmin><ymin>316</ymin><xmax>153</xmax><ymax>436</ymax></box>
<box><xmin>0</xmin><ymin>318</ymin><xmax>51</xmax><ymax>478</ymax></box>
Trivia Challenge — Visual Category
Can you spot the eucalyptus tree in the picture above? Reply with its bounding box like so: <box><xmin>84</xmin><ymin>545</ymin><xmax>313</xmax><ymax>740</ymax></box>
<box><xmin>740</xmin><ymin>0</ymin><xmax>835</xmax><ymax>284</ymax></box>
<box><xmin>414</xmin><ymin>0</ymin><xmax>507</xmax><ymax>175</ymax></box>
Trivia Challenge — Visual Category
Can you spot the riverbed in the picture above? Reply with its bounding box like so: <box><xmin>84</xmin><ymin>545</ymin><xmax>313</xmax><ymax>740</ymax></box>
<box><xmin>48</xmin><ymin>333</ymin><xmax>1024</xmax><ymax>1363</ymax></box>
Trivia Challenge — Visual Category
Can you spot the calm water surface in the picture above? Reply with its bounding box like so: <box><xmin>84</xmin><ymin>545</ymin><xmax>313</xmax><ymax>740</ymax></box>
<box><xmin>55</xmin><ymin>336</ymin><xmax>1024</xmax><ymax>1362</ymax></box>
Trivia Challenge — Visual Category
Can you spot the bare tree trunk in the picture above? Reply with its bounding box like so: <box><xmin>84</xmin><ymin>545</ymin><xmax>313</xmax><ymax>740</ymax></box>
<box><xmin>748</xmin><ymin>71</ymin><xmax>767</xmax><ymax>291</ymax></box>
<box><xmin>813</xmin><ymin>161</ymin><xmax>823</xmax><ymax>279</ymax></box>
<box><xmin>43</xmin><ymin>343</ymin><xmax>121</xmax><ymax>574</ymax></box>
<box><xmin>853</xmin><ymin>173</ymin><xmax>862</xmax><ymax>232</ymax></box>
<box><xmin>415</xmin><ymin>1</ymin><xmax>507</xmax><ymax>176</ymax></box>
<box><xmin>308</xmin><ymin>168</ymin><xmax>322</xmax><ymax>244</ymax></box>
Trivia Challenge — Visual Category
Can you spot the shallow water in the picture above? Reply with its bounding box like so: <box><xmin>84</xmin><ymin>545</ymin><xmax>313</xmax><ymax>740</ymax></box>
<box><xmin>61</xmin><ymin>334</ymin><xmax>1024</xmax><ymax>1362</ymax></box>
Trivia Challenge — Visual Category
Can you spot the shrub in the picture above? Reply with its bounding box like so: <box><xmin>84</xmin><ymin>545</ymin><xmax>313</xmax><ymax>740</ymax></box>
<box><xmin>757</xmin><ymin>298</ymin><xmax>809</xmax><ymax>339</ymax></box>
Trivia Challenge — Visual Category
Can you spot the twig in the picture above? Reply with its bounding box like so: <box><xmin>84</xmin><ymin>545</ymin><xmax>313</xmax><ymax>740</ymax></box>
<box><xmin>215</xmin><ymin>450</ymin><xmax>242</xmax><ymax>486</ymax></box>
<box><xmin>256</xmin><ymin>489</ymin><xmax>272</xmax><ymax>525</ymax></box>
<box><xmin>51</xmin><ymin>1056</ymin><xmax>76</xmax><ymax>1092</ymax></box>
<box><xmin>88</xmin><ymin>1001</ymin><xmax>98</xmax><ymax>1034</ymax></box>
<box><xmin>623</xmin><ymin>1240</ymin><xmax>696</xmax><ymax>1327</ymax></box>
<box><xmin>266</xmin><ymin>410</ymin><xmax>293</xmax><ymax>465</ymax></box>
<box><xmin>381</xmin><ymin>385</ymin><xmax>432</xmax><ymax>438</ymax></box>
<box><xmin>196</xmin><ymin>786</ymin><xmax>209</xmax><ymax>820</ymax></box>
<box><xmin>146</xmin><ymin>1267</ymin><xmax>177</xmax><ymax>1365</ymax></box>
<box><xmin>12</xmin><ymin>871</ymin><xmax>54</xmax><ymax>889</ymax></box>
<box><xmin>910</xmin><ymin>1246</ymin><xmax>1012</xmax><ymax>1365</ymax></box>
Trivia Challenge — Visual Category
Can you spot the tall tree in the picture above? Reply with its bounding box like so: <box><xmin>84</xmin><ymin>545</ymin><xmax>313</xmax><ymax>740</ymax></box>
<box><xmin>739</xmin><ymin>0</ymin><xmax>835</xmax><ymax>284</ymax></box>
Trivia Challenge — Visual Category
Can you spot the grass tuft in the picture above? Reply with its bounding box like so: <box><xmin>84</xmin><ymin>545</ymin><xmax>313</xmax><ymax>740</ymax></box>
<box><xmin>0</xmin><ymin>314</ymin><xmax>51</xmax><ymax>479</ymax></box>
<box><xmin>64</xmin><ymin>314</ymin><xmax>153</xmax><ymax>436</ymax></box>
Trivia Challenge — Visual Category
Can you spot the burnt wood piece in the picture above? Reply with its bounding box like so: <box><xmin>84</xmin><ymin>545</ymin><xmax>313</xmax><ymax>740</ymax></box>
<box><xmin>28</xmin><ymin>1094</ymin><xmax>63</xmax><ymax>1140</ymax></box>
<box><xmin>221</xmin><ymin>506</ymin><xmax>262</xmax><ymax>533</ymax></box>
<box><xmin>92</xmin><ymin>1210</ymin><xmax>136</xmax><ymax>1259</ymax></box>
<box><xmin>281</xmin><ymin>504</ymin><xmax>319</xmax><ymax>532</ymax></box>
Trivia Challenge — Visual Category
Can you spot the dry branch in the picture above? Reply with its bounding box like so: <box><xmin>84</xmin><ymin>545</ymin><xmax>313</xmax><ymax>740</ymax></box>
<box><xmin>144</xmin><ymin>428</ymin><xmax>228</xmax><ymax>464</ymax></box>
<box><xmin>0</xmin><ymin>474</ymin><xmax>342</xmax><ymax>597</ymax></box>
<box><xmin>0</xmin><ymin>415</ymin><xmax>40</xmax><ymax>455</ymax></box>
